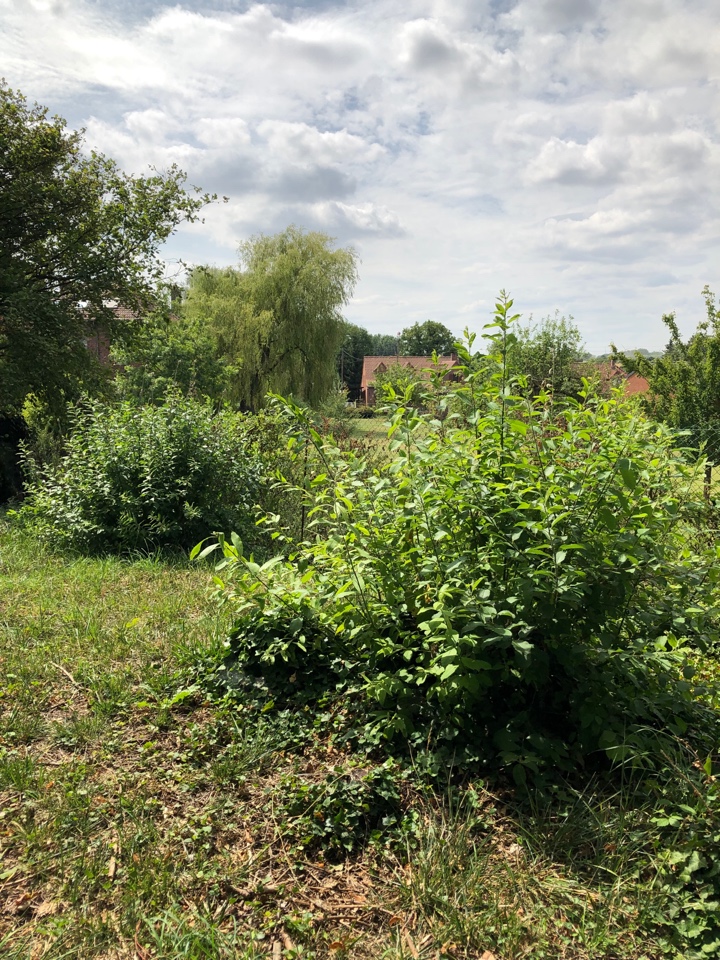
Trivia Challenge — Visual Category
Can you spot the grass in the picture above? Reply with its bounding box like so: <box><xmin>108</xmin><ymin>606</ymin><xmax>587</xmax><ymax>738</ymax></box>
<box><xmin>348</xmin><ymin>417</ymin><xmax>390</xmax><ymax>443</ymax></box>
<box><xmin>1</xmin><ymin>520</ymin><xmax>718</xmax><ymax>958</ymax></box>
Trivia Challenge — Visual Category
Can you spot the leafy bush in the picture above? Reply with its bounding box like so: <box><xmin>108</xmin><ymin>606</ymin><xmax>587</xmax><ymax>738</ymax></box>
<box><xmin>19</xmin><ymin>395</ymin><xmax>266</xmax><ymax>553</ymax></box>
<box><xmin>372</xmin><ymin>361</ymin><xmax>423</xmax><ymax>404</ymax></box>
<box><xmin>651</xmin><ymin>758</ymin><xmax>720</xmax><ymax>957</ymax></box>
<box><xmin>213</xmin><ymin>295</ymin><xmax>720</xmax><ymax>776</ymax></box>
<box><xmin>111</xmin><ymin>310</ymin><xmax>236</xmax><ymax>405</ymax></box>
<box><xmin>278</xmin><ymin>760</ymin><xmax>404</xmax><ymax>856</ymax></box>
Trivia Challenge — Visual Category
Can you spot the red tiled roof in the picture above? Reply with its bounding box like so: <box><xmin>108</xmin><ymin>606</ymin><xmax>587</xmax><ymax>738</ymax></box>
<box><xmin>360</xmin><ymin>355</ymin><xmax>456</xmax><ymax>389</ymax></box>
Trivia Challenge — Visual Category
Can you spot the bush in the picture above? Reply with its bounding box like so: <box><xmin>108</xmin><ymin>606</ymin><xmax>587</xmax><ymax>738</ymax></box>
<box><xmin>213</xmin><ymin>295</ymin><xmax>720</xmax><ymax>776</ymax></box>
<box><xmin>19</xmin><ymin>395</ymin><xmax>267</xmax><ymax>553</ymax></box>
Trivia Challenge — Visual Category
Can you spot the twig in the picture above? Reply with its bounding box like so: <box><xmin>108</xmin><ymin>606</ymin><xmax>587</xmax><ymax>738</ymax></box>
<box><xmin>50</xmin><ymin>662</ymin><xmax>83</xmax><ymax>690</ymax></box>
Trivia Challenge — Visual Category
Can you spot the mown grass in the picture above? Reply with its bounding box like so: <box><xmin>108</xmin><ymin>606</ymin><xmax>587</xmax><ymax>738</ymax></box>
<box><xmin>1</xmin><ymin>519</ymin><xmax>718</xmax><ymax>959</ymax></box>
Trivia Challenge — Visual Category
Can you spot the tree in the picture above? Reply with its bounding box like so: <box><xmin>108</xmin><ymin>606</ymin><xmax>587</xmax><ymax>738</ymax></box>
<box><xmin>618</xmin><ymin>287</ymin><xmax>720</xmax><ymax>493</ymax></box>
<box><xmin>508</xmin><ymin>312</ymin><xmax>589</xmax><ymax>397</ymax></box>
<box><xmin>398</xmin><ymin>320</ymin><xmax>455</xmax><ymax>356</ymax></box>
<box><xmin>369</xmin><ymin>333</ymin><xmax>398</xmax><ymax>355</ymax></box>
<box><xmin>336</xmin><ymin>322</ymin><xmax>372</xmax><ymax>400</ymax></box>
<box><xmin>184</xmin><ymin>226</ymin><xmax>359</xmax><ymax>411</ymax></box>
<box><xmin>110</xmin><ymin>305</ymin><xmax>236</xmax><ymax>404</ymax></box>
<box><xmin>0</xmin><ymin>82</ymin><xmax>213</xmax><ymax>414</ymax></box>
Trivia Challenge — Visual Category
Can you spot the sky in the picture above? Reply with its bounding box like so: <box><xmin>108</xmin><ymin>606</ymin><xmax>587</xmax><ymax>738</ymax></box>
<box><xmin>1</xmin><ymin>0</ymin><xmax>719</xmax><ymax>352</ymax></box>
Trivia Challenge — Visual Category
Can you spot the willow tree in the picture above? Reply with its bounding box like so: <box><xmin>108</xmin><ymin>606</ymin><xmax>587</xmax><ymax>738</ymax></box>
<box><xmin>185</xmin><ymin>227</ymin><xmax>358</xmax><ymax>410</ymax></box>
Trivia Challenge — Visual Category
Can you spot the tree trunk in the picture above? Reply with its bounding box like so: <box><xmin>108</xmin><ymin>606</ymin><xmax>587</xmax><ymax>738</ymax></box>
<box><xmin>705</xmin><ymin>461</ymin><xmax>712</xmax><ymax>502</ymax></box>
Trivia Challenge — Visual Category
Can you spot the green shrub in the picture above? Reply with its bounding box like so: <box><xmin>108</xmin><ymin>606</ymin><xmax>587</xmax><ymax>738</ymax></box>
<box><xmin>213</xmin><ymin>294</ymin><xmax>720</xmax><ymax>775</ymax></box>
<box><xmin>277</xmin><ymin>760</ymin><xmax>404</xmax><ymax>856</ymax></box>
<box><xmin>19</xmin><ymin>395</ymin><xmax>266</xmax><ymax>553</ymax></box>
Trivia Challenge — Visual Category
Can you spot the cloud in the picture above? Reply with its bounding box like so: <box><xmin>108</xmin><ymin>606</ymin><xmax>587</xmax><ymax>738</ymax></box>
<box><xmin>1</xmin><ymin>0</ymin><xmax>718</xmax><ymax>351</ymax></box>
<box><xmin>399</xmin><ymin>18</ymin><xmax>466</xmax><ymax>71</ymax></box>
<box><xmin>271</xmin><ymin>166</ymin><xmax>358</xmax><ymax>202</ymax></box>
<box><xmin>526</xmin><ymin>136</ymin><xmax>628</xmax><ymax>185</ymax></box>
<box><xmin>257</xmin><ymin>120</ymin><xmax>385</xmax><ymax>166</ymax></box>
<box><xmin>314</xmin><ymin>201</ymin><xmax>404</xmax><ymax>237</ymax></box>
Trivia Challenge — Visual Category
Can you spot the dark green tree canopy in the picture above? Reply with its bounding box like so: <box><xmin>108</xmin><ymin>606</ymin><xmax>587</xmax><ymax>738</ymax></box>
<box><xmin>0</xmin><ymin>83</ymin><xmax>212</xmax><ymax>413</ymax></box>
<box><xmin>185</xmin><ymin>226</ymin><xmax>358</xmax><ymax>410</ymax></box>
<box><xmin>336</xmin><ymin>322</ymin><xmax>373</xmax><ymax>400</ymax></box>
<box><xmin>398</xmin><ymin>320</ymin><xmax>456</xmax><ymax>356</ymax></box>
<box><xmin>110</xmin><ymin>304</ymin><xmax>235</xmax><ymax>404</ymax></box>
<box><xmin>369</xmin><ymin>332</ymin><xmax>398</xmax><ymax>355</ymax></box>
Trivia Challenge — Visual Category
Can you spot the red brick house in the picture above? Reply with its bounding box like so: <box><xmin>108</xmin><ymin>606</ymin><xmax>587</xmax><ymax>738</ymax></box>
<box><xmin>360</xmin><ymin>355</ymin><xmax>457</xmax><ymax>405</ymax></box>
<box><xmin>594</xmin><ymin>358</ymin><xmax>650</xmax><ymax>396</ymax></box>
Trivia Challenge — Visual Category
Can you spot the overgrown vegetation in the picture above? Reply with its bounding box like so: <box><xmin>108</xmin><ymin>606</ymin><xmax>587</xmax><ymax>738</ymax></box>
<box><xmin>0</xmin><ymin>82</ymin><xmax>213</xmax><ymax>416</ymax></box>
<box><xmin>618</xmin><ymin>286</ymin><xmax>720</xmax><ymax>488</ymax></box>
<box><xmin>3</xmin><ymin>101</ymin><xmax>720</xmax><ymax>957</ymax></box>
<box><xmin>182</xmin><ymin>227</ymin><xmax>359</xmax><ymax>411</ymax></box>
<box><xmin>16</xmin><ymin>395</ymin><xmax>269</xmax><ymax>554</ymax></box>
<box><xmin>2</xmin><ymin>516</ymin><xmax>720</xmax><ymax>958</ymax></box>
<box><xmin>213</xmin><ymin>296</ymin><xmax>720</xmax><ymax>783</ymax></box>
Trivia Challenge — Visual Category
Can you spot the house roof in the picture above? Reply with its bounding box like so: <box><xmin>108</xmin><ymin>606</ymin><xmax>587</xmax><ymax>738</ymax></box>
<box><xmin>360</xmin><ymin>355</ymin><xmax>457</xmax><ymax>389</ymax></box>
<box><xmin>591</xmin><ymin>359</ymin><xmax>650</xmax><ymax>395</ymax></box>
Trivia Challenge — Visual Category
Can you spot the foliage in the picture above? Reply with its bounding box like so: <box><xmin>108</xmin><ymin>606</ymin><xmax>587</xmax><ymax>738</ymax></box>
<box><xmin>649</xmin><ymin>754</ymin><xmax>720</xmax><ymax>958</ymax></box>
<box><xmin>509</xmin><ymin>311</ymin><xmax>590</xmax><ymax>397</ymax></box>
<box><xmin>111</xmin><ymin>306</ymin><xmax>235</xmax><ymax>404</ymax></box>
<box><xmin>184</xmin><ymin>226</ymin><xmax>359</xmax><ymax>411</ymax></box>
<box><xmin>398</xmin><ymin>320</ymin><xmax>456</xmax><ymax>356</ymax></box>
<box><xmin>3</xmin><ymin>521</ymin><xmax>720</xmax><ymax>958</ymax></box>
<box><xmin>278</xmin><ymin>761</ymin><xmax>404</xmax><ymax>856</ymax></box>
<box><xmin>618</xmin><ymin>287</ymin><xmax>720</xmax><ymax>467</ymax></box>
<box><xmin>371</xmin><ymin>361</ymin><xmax>424</xmax><ymax>404</ymax></box>
<box><xmin>336</xmin><ymin>322</ymin><xmax>373</xmax><ymax>399</ymax></box>
<box><xmin>0</xmin><ymin>82</ymin><xmax>213</xmax><ymax>415</ymax></box>
<box><xmin>316</xmin><ymin>381</ymin><xmax>355</xmax><ymax>421</ymax></box>
<box><xmin>369</xmin><ymin>332</ymin><xmax>398</xmax><ymax>355</ymax></box>
<box><xmin>18</xmin><ymin>395</ymin><xmax>267</xmax><ymax>553</ymax></box>
<box><xmin>214</xmin><ymin>293</ymin><xmax>719</xmax><ymax>778</ymax></box>
<box><xmin>0</xmin><ymin>415</ymin><xmax>27</xmax><ymax>502</ymax></box>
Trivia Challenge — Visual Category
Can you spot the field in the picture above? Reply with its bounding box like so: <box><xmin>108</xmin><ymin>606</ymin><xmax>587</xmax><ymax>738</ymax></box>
<box><xmin>2</xmin><ymin>520</ymin><xmax>718</xmax><ymax>959</ymax></box>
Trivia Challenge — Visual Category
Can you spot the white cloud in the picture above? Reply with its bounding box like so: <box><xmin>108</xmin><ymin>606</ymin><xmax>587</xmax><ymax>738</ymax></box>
<box><xmin>525</xmin><ymin>136</ymin><xmax>628</xmax><ymax>185</ymax></box>
<box><xmin>315</xmin><ymin>200</ymin><xmax>404</xmax><ymax>236</ymax></box>
<box><xmin>257</xmin><ymin>121</ymin><xmax>385</xmax><ymax>166</ymax></box>
<box><xmin>1</xmin><ymin>0</ymin><xmax>718</xmax><ymax>350</ymax></box>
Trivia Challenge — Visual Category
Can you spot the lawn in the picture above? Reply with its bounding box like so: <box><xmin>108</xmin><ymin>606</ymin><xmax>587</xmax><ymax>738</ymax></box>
<box><xmin>0</xmin><ymin>520</ymin><xmax>717</xmax><ymax>959</ymax></box>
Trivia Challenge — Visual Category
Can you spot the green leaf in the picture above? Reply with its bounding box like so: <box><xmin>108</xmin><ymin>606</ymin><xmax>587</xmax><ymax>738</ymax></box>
<box><xmin>512</xmin><ymin>764</ymin><xmax>527</xmax><ymax>787</ymax></box>
<box><xmin>196</xmin><ymin>542</ymin><xmax>221</xmax><ymax>560</ymax></box>
<box><xmin>618</xmin><ymin>458</ymin><xmax>637</xmax><ymax>490</ymax></box>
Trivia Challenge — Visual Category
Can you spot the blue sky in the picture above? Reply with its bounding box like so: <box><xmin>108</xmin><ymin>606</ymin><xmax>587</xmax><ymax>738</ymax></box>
<box><xmin>2</xmin><ymin>0</ymin><xmax>719</xmax><ymax>351</ymax></box>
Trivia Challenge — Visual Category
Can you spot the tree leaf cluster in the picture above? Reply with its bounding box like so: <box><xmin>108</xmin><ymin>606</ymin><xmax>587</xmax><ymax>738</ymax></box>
<box><xmin>17</xmin><ymin>394</ymin><xmax>270</xmax><ymax>553</ymax></box>
<box><xmin>507</xmin><ymin>311</ymin><xmax>591</xmax><ymax>398</ymax></box>
<box><xmin>397</xmin><ymin>320</ymin><xmax>456</xmax><ymax>357</ymax></box>
<box><xmin>0</xmin><ymin>82</ymin><xmax>213</xmax><ymax>415</ymax></box>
